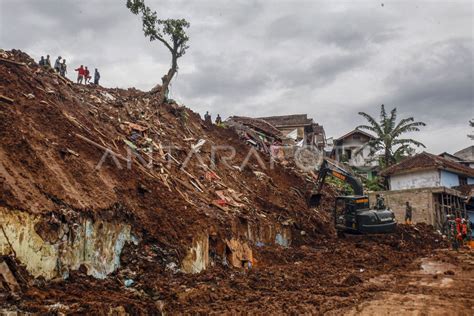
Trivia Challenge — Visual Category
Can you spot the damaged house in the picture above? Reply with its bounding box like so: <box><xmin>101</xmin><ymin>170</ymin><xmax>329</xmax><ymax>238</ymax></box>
<box><xmin>333</xmin><ymin>129</ymin><xmax>379</xmax><ymax>180</ymax></box>
<box><xmin>257</xmin><ymin>114</ymin><xmax>326</xmax><ymax>150</ymax></box>
<box><xmin>369</xmin><ymin>152</ymin><xmax>474</xmax><ymax>229</ymax></box>
<box><xmin>454</xmin><ymin>145</ymin><xmax>474</xmax><ymax>168</ymax></box>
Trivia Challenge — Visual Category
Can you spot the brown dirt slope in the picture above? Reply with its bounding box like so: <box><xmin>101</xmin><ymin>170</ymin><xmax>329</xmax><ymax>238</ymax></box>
<box><xmin>0</xmin><ymin>50</ymin><xmax>327</xmax><ymax>259</ymax></box>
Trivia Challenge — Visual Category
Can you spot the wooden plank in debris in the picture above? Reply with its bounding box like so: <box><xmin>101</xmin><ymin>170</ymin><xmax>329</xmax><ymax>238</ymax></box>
<box><xmin>190</xmin><ymin>180</ymin><xmax>204</xmax><ymax>193</ymax></box>
<box><xmin>0</xmin><ymin>57</ymin><xmax>26</xmax><ymax>66</ymax></box>
<box><xmin>126</xmin><ymin>122</ymin><xmax>148</xmax><ymax>132</ymax></box>
<box><xmin>175</xmin><ymin>178</ymin><xmax>196</xmax><ymax>192</ymax></box>
<box><xmin>0</xmin><ymin>261</ymin><xmax>21</xmax><ymax>294</ymax></box>
<box><xmin>0</xmin><ymin>94</ymin><xmax>14</xmax><ymax>104</ymax></box>
<box><xmin>165</xmin><ymin>152</ymin><xmax>181</xmax><ymax>165</ymax></box>
<box><xmin>75</xmin><ymin>133</ymin><xmax>130</xmax><ymax>162</ymax></box>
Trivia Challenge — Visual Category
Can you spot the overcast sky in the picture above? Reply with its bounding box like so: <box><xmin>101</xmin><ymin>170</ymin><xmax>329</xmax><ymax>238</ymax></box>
<box><xmin>1</xmin><ymin>0</ymin><xmax>472</xmax><ymax>154</ymax></box>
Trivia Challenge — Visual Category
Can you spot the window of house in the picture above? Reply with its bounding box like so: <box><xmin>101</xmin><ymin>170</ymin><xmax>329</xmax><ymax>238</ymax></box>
<box><xmin>459</xmin><ymin>175</ymin><xmax>467</xmax><ymax>186</ymax></box>
<box><xmin>344</xmin><ymin>149</ymin><xmax>352</xmax><ymax>160</ymax></box>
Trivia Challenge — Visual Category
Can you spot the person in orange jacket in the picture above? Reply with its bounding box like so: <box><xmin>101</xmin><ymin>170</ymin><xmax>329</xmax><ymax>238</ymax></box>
<box><xmin>455</xmin><ymin>217</ymin><xmax>463</xmax><ymax>247</ymax></box>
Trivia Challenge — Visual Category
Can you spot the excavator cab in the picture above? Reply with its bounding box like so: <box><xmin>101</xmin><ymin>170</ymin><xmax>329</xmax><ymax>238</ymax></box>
<box><xmin>333</xmin><ymin>196</ymin><xmax>396</xmax><ymax>234</ymax></box>
<box><xmin>308</xmin><ymin>159</ymin><xmax>397</xmax><ymax>234</ymax></box>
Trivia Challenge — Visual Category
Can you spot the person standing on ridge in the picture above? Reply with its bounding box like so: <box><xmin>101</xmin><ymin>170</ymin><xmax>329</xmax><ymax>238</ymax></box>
<box><xmin>60</xmin><ymin>59</ymin><xmax>67</xmax><ymax>77</ymax></box>
<box><xmin>75</xmin><ymin>65</ymin><xmax>85</xmax><ymax>84</ymax></box>
<box><xmin>45</xmin><ymin>55</ymin><xmax>51</xmax><ymax>68</ymax></box>
<box><xmin>54</xmin><ymin>56</ymin><xmax>62</xmax><ymax>73</ymax></box>
<box><xmin>84</xmin><ymin>66</ymin><xmax>91</xmax><ymax>84</ymax></box>
<box><xmin>204</xmin><ymin>111</ymin><xmax>212</xmax><ymax>125</ymax></box>
<box><xmin>215</xmin><ymin>114</ymin><xmax>222</xmax><ymax>125</ymax></box>
<box><xmin>94</xmin><ymin>68</ymin><xmax>100</xmax><ymax>85</ymax></box>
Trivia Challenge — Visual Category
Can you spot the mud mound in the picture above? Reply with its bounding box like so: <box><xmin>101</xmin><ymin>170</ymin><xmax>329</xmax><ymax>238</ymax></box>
<box><xmin>0</xmin><ymin>49</ymin><xmax>322</xmax><ymax>251</ymax></box>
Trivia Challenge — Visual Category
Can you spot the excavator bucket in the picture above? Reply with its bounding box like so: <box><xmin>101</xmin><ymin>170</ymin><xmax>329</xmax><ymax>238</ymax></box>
<box><xmin>308</xmin><ymin>193</ymin><xmax>323</xmax><ymax>207</ymax></box>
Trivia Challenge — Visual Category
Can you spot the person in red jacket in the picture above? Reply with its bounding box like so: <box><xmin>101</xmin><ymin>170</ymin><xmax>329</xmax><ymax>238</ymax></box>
<box><xmin>75</xmin><ymin>65</ymin><xmax>85</xmax><ymax>84</ymax></box>
<box><xmin>84</xmin><ymin>66</ymin><xmax>91</xmax><ymax>84</ymax></box>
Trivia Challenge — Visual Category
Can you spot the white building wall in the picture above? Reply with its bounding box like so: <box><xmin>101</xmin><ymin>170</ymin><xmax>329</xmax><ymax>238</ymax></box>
<box><xmin>389</xmin><ymin>170</ymin><xmax>440</xmax><ymax>190</ymax></box>
<box><xmin>349</xmin><ymin>146</ymin><xmax>378</xmax><ymax>167</ymax></box>
<box><xmin>336</xmin><ymin>139</ymin><xmax>378</xmax><ymax>168</ymax></box>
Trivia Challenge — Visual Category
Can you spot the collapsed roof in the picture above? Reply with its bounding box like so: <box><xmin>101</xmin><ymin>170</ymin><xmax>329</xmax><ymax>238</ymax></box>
<box><xmin>226</xmin><ymin>116</ymin><xmax>283</xmax><ymax>140</ymax></box>
<box><xmin>258</xmin><ymin>114</ymin><xmax>313</xmax><ymax>128</ymax></box>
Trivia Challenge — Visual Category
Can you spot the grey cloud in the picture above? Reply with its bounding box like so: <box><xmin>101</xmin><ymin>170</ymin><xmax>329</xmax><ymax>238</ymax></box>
<box><xmin>264</xmin><ymin>6</ymin><xmax>400</xmax><ymax>51</ymax></box>
<box><xmin>176</xmin><ymin>53</ymin><xmax>271</xmax><ymax>102</ymax></box>
<box><xmin>382</xmin><ymin>38</ymin><xmax>473</xmax><ymax>122</ymax></box>
<box><xmin>285</xmin><ymin>51</ymin><xmax>371</xmax><ymax>88</ymax></box>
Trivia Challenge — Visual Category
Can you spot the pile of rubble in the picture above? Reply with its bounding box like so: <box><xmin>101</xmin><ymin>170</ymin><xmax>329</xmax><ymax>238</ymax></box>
<box><xmin>0</xmin><ymin>50</ymin><xmax>450</xmax><ymax>314</ymax></box>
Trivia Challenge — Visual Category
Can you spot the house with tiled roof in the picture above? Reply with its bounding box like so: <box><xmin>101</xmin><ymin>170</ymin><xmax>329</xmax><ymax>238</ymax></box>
<box><xmin>381</xmin><ymin>152</ymin><xmax>474</xmax><ymax>190</ymax></box>
<box><xmin>369</xmin><ymin>152</ymin><xmax>472</xmax><ymax>229</ymax></box>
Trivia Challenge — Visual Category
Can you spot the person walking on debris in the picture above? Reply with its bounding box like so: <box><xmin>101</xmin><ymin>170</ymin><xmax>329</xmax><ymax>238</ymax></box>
<box><xmin>405</xmin><ymin>201</ymin><xmax>413</xmax><ymax>224</ymax></box>
<box><xmin>45</xmin><ymin>55</ymin><xmax>51</xmax><ymax>68</ymax></box>
<box><xmin>38</xmin><ymin>56</ymin><xmax>46</xmax><ymax>66</ymax></box>
<box><xmin>204</xmin><ymin>111</ymin><xmax>212</xmax><ymax>125</ymax></box>
<box><xmin>461</xmin><ymin>218</ymin><xmax>468</xmax><ymax>241</ymax></box>
<box><xmin>455</xmin><ymin>217</ymin><xmax>464</xmax><ymax>247</ymax></box>
<box><xmin>54</xmin><ymin>56</ymin><xmax>62</xmax><ymax>73</ymax></box>
<box><xmin>75</xmin><ymin>65</ymin><xmax>85</xmax><ymax>84</ymax></box>
<box><xmin>375</xmin><ymin>194</ymin><xmax>386</xmax><ymax>210</ymax></box>
<box><xmin>215</xmin><ymin>114</ymin><xmax>222</xmax><ymax>125</ymax></box>
<box><xmin>60</xmin><ymin>59</ymin><xmax>67</xmax><ymax>77</ymax></box>
<box><xmin>445</xmin><ymin>215</ymin><xmax>459</xmax><ymax>250</ymax></box>
<box><xmin>94</xmin><ymin>68</ymin><xmax>100</xmax><ymax>85</ymax></box>
<box><xmin>84</xmin><ymin>66</ymin><xmax>91</xmax><ymax>84</ymax></box>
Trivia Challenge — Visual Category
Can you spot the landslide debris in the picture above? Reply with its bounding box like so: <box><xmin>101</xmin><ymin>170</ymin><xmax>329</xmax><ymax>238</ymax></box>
<box><xmin>0</xmin><ymin>50</ymin><xmax>450</xmax><ymax>314</ymax></box>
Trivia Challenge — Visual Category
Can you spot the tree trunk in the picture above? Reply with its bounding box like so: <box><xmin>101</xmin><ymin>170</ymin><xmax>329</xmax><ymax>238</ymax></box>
<box><xmin>157</xmin><ymin>53</ymin><xmax>178</xmax><ymax>105</ymax></box>
<box><xmin>384</xmin><ymin>148</ymin><xmax>391</xmax><ymax>168</ymax></box>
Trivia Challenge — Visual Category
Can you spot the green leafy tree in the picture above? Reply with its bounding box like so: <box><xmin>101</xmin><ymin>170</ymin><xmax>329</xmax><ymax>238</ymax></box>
<box><xmin>126</xmin><ymin>0</ymin><xmax>190</xmax><ymax>104</ymax></box>
<box><xmin>357</xmin><ymin>104</ymin><xmax>426</xmax><ymax>167</ymax></box>
<box><xmin>363</xmin><ymin>176</ymin><xmax>384</xmax><ymax>192</ymax></box>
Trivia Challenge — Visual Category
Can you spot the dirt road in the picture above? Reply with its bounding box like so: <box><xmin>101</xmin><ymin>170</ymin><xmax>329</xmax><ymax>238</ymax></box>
<box><xmin>335</xmin><ymin>250</ymin><xmax>474</xmax><ymax>316</ymax></box>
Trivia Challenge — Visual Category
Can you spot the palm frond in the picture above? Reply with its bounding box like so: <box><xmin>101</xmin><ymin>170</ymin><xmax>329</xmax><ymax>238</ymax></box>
<box><xmin>393</xmin><ymin>138</ymin><xmax>426</xmax><ymax>148</ymax></box>
<box><xmin>380</xmin><ymin>104</ymin><xmax>387</xmax><ymax>122</ymax></box>
<box><xmin>356</xmin><ymin>125</ymin><xmax>376</xmax><ymax>132</ymax></box>
<box><xmin>358</xmin><ymin>112</ymin><xmax>383</xmax><ymax>136</ymax></box>
<box><xmin>392</xmin><ymin>117</ymin><xmax>414</xmax><ymax>134</ymax></box>
<box><xmin>392</xmin><ymin>121</ymin><xmax>426</xmax><ymax>138</ymax></box>
<box><xmin>389</xmin><ymin>107</ymin><xmax>397</xmax><ymax>132</ymax></box>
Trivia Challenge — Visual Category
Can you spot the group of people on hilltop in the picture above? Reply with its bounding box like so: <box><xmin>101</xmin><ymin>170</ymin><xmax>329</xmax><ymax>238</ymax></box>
<box><xmin>37</xmin><ymin>55</ymin><xmax>100</xmax><ymax>85</ymax></box>
<box><xmin>39</xmin><ymin>55</ymin><xmax>67</xmax><ymax>77</ymax></box>
<box><xmin>74</xmin><ymin>65</ymin><xmax>100</xmax><ymax>85</ymax></box>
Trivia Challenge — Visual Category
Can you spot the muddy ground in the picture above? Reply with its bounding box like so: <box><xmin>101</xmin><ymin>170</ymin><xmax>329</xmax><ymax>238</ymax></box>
<box><xmin>3</xmin><ymin>225</ymin><xmax>472</xmax><ymax>315</ymax></box>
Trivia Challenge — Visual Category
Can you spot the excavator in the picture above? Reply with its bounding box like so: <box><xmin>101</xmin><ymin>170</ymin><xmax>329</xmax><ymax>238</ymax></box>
<box><xmin>308</xmin><ymin>159</ymin><xmax>396</xmax><ymax>234</ymax></box>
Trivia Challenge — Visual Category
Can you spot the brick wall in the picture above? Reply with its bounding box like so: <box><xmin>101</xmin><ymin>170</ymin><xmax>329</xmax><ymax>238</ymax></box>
<box><xmin>369</xmin><ymin>188</ymin><xmax>435</xmax><ymax>225</ymax></box>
